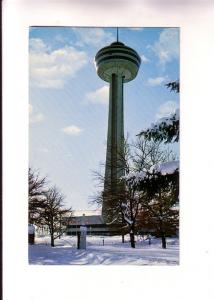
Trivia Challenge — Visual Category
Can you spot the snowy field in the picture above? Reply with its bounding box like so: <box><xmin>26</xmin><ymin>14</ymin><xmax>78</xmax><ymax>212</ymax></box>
<box><xmin>29</xmin><ymin>235</ymin><xmax>179</xmax><ymax>265</ymax></box>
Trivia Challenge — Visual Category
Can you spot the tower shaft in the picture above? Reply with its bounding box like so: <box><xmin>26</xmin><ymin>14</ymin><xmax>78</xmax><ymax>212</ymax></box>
<box><xmin>95</xmin><ymin>40</ymin><xmax>141</xmax><ymax>222</ymax></box>
<box><xmin>102</xmin><ymin>74</ymin><xmax>125</xmax><ymax>218</ymax></box>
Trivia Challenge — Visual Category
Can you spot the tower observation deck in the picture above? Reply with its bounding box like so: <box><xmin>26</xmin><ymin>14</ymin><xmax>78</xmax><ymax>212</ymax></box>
<box><xmin>95</xmin><ymin>41</ymin><xmax>141</xmax><ymax>221</ymax></box>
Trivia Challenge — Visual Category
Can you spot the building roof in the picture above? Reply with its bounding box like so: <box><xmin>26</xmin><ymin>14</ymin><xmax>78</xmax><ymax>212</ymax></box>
<box><xmin>70</xmin><ymin>215</ymin><xmax>104</xmax><ymax>226</ymax></box>
<box><xmin>72</xmin><ymin>209</ymin><xmax>102</xmax><ymax>217</ymax></box>
<box><xmin>64</xmin><ymin>209</ymin><xmax>104</xmax><ymax>225</ymax></box>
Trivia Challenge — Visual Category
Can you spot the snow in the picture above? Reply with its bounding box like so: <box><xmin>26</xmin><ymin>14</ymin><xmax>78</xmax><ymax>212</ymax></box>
<box><xmin>68</xmin><ymin>209</ymin><xmax>102</xmax><ymax>217</ymax></box>
<box><xmin>123</xmin><ymin>170</ymin><xmax>147</xmax><ymax>183</ymax></box>
<box><xmin>150</xmin><ymin>108</ymin><xmax>180</xmax><ymax>130</ymax></box>
<box><xmin>152</xmin><ymin>160</ymin><xmax>179</xmax><ymax>175</ymax></box>
<box><xmin>121</xmin><ymin>203</ymin><xmax>133</xmax><ymax>225</ymax></box>
<box><xmin>123</xmin><ymin>215</ymin><xmax>133</xmax><ymax>225</ymax></box>
<box><xmin>122</xmin><ymin>171</ymin><xmax>147</xmax><ymax>187</ymax></box>
<box><xmin>123</xmin><ymin>160</ymin><xmax>179</xmax><ymax>186</ymax></box>
<box><xmin>121</xmin><ymin>202</ymin><xmax>127</xmax><ymax>209</ymax></box>
<box><xmin>29</xmin><ymin>235</ymin><xmax>179</xmax><ymax>265</ymax></box>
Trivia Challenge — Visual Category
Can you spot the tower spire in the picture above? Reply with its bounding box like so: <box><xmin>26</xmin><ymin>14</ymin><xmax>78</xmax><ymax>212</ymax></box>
<box><xmin>116</xmin><ymin>27</ymin><xmax>119</xmax><ymax>42</ymax></box>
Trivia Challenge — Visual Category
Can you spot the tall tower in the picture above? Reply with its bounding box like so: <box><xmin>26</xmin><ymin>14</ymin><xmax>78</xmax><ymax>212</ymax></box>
<box><xmin>95</xmin><ymin>38</ymin><xmax>141</xmax><ymax>221</ymax></box>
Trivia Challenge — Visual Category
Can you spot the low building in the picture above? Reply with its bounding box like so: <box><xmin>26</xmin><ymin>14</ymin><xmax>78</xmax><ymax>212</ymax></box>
<box><xmin>64</xmin><ymin>210</ymin><xmax>124</xmax><ymax>236</ymax></box>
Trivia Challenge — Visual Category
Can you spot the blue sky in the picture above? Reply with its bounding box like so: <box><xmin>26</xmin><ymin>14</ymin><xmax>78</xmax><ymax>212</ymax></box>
<box><xmin>29</xmin><ymin>27</ymin><xmax>179</xmax><ymax>210</ymax></box>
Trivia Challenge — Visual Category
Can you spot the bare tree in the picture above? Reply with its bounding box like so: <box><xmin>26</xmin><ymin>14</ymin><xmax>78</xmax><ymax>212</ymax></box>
<box><xmin>29</xmin><ymin>167</ymin><xmax>46</xmax><ymax>198</ymax></box>
<box><xmin>90</xmin><ymin>169</ymin><xmax>128</xmax><ymax>241</ymax></box>
<box><xmin>28</xmin><ymin>168</ymin><xmax>47</xmax><ymax>225</ymax></box>
<box><xmin>120</xmin><ymin>183</ymin><xmax>142</xmax><ymax>248</ymax></box>
<box><xmin>41</xmin><ymin>186</ymin><xmax>72</xmax><ymax>247</ymax></box>
<box><xmin>91</xmin><ymin>138</ymin><xmax>164</xmax><ymax>248</ymax></box>
<box><xmin>132</xmin><ymin>138</ymin><xmax>177</xmax><ymax>172</ymax></box>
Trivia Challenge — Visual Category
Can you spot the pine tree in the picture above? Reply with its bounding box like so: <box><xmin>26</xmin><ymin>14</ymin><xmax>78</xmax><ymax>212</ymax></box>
<box><xmin>137</xmin><ymin>169</ymin><xmax>179</xmax><ymax>248</ymax></box>
<box><xmin>138</xmin><ymin>80</ymin><xmax>180</xmax><ymax>144</ymax></box>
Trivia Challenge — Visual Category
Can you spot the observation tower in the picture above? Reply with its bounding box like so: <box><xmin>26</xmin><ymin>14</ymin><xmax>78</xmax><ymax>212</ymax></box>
<box><xmin>95</xmin><ymin>34</ymin><xmax>141</xmax><ymax>221</ymax></box>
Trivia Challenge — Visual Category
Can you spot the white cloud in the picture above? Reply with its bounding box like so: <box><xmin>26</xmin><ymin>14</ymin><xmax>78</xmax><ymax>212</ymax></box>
<box><xmin>62</xmin><ymin>125</ymin><xmax>83</xmax><ymax>136</ymax></box>
<box><xmin>73</xmin><ymin>28</ymin><xmax>114</xmax><ymax>48</ymax></box>
<box><xmin>29</xmin><ymin>38</ymin><xmax>88</xmax><ymax>89</ymax></box>
<box><xmin>29</xmin><ymin>104</ymin><xmax>45</xmax><ymax>124</ymax></box>
<box><xmin>147</xmin><ymin>76</ymin><xmax>168</xmax><ymax>86</ymax></box>
<box><xmin>30</xmin><ymin>113</ymin><xmax>45</xmax><ymax>124</ymax></box>
<box><xmin>86</xmin><ymin>86</ymin><xmax>109</xmax><ymax>105</ymax></box>
<box><xmin>29</xmin><ymin>38</ymin><xmax>49</xmax><ymax>53</ymax></box>
<box><xmin>141</xmin><ymin>54</ymin><xmax>150</xmax><ymax>63</ymax></box>
<box><xmin>156</xmin><ymin>101</ymin><xmax>179</xmax><ymax>119</ymax></box>
<box><xmin>151</xmin><ymin>28</ymin><xmax>179</xmax><ymax>65</ymax></box>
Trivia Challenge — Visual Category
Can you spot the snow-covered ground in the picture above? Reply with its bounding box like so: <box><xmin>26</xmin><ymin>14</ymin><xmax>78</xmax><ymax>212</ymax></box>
<box><xmin>29</xmin><ymin>235</ymin><xmax>179</xmax><ymax>265</ymax></box>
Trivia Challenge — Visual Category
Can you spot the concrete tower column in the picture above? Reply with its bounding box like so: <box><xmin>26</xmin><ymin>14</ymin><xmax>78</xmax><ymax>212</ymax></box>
<box><xmin>105</xmin><ymin>74</ymin><xmax>124</xmax><ymax>186</ymax></box>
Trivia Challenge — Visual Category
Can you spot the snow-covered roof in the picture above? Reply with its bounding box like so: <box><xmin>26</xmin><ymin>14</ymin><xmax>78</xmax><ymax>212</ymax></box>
<box><xmin>70</xmin><ymin>215</ymin><xmax>104</xmax><ymax>225</ymax></box>
<box><xmin>73</xmin><ymin>209</ymin><xmax>102</xmax><ymax>217</ymax></box>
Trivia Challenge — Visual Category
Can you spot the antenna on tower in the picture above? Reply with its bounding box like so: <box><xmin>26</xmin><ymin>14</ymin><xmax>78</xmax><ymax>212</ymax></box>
<box><xmin>116</xmin><ymin>27</ymin><xmax>119</xmax><ymax>42</ymax></box>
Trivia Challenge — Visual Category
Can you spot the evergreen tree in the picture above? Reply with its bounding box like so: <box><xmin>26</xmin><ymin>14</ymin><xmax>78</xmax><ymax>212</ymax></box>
<box><xmin>138</xmin><ymin>80</ymin><xmax>180</xmax><ymax>144</ymax></box>
<box><xmin>165</xmin><ymin>80</ymin><xmax>180</xmax><ymax>93</ymax></box>
<box><xmin>137</xmin><ymin>168</ymin><xmax>179</xmax><ymax>248</ymax></box>
<box><xmin>134</xmin><ymin>81</ymin><xmax>179</xmax><ymax>248</ymax></box>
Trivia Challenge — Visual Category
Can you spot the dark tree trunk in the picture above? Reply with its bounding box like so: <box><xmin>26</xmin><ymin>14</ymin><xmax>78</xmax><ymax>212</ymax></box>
<box><xmin>51</xmin><ymin>234</ymin><xmax>54</xmax><ymax>247</ymax></box>
<box><xmin>130</xmin><ymin>231</ymin><xmax>135</xmax><ymax>248</ymax></box>
<box><xmin>161</xmin><ymin>232</ymin><xmax>166</xmax><ymax>249</ymax></box>
<box><xmin>77</xmin><ymin>232</ymin><xmax>80</xmax><ymax>249</ymax></box>
<box><xmin>50</xmin><ymin>224</ymin><xmax>55</xmax><ymax>247</ymax></box>
<box><xmin>159</xmin><ymin>215</ymin><xmax>166</xmax><ymax>249</ymax></box>
<box><xmin>122</xmin><ymin>233</ymin><xmax>125</xmax><ymax>243</ymax></box>
<box><xmin>158</xmin><ymin>197</ymin><xmax>166</xmax><ymax>249</ymax></box>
